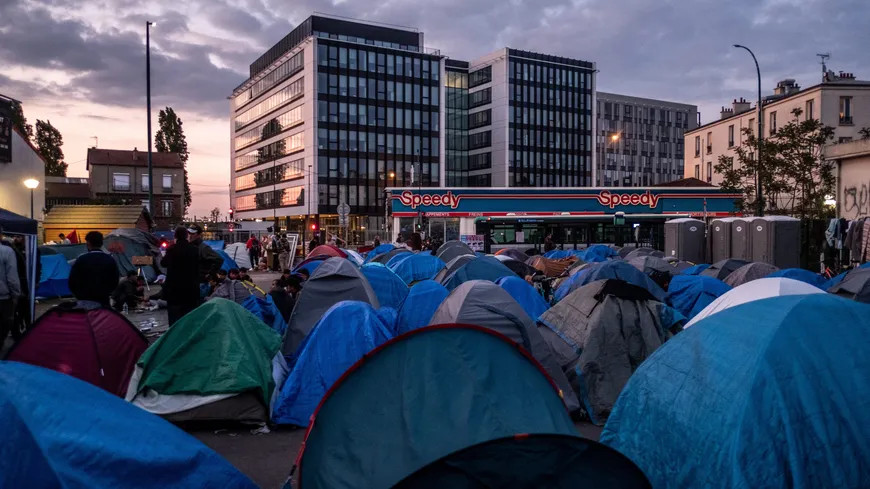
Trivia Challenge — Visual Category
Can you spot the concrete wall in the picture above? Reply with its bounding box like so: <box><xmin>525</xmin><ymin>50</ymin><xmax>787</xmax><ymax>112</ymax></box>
<box><xmin>0</xmin><ymin>130</ymin><xmax>46</xmax><ymax>221</ymax></box>
<box><xmin>829</xmin><ymin>139</ymin><xmax>870</xmax><ymax>220</ymax></box>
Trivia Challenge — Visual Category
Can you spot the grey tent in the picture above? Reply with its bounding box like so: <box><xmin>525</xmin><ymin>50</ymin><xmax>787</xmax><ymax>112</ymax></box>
<box><xmin>829</xmin><ymin>268</ymin><xmax>870</xmax><ymax>303</ymax></box>
<box><xmin>626</xmin><ymin>255</ymin><xmax>675</xmax><ymax>290</ymax></box>
<box><xmin>429</xmin><ymin>280</ymin><xmax>581</xmax><ymax>413</ymax></box>
<box><xmin>538</xmin><ymin>279</ymin><xmax>675</xmax><ymax>425</ymax></box>
<box><xmin>723</xmin><ymin>262</ymin><xmax>779</xmax><ymax>287</ymax></box>
<box><xmin>624</xmin><ymin>247</ymin><xmax>664</xmax><ymax>260</ymax></box>
<box><xmin>672</xmin><ymin>261</ymin><xmax>695</xmax><ymax>273</ymax></box>
<box><xmin>208</xmin><ymin>279</ymin><xmax>266</xmax><ymax>304</ymax></box>
<box><xmin>436</xmin><ymin>240</ymin><xmax>475</xmax><ymax>264</ymax></box>
<box><xmin>493</xmin><ymin>255</ymin><xmax>538</xmax><ymax>278</ymax></box>
<box><xmin>495</xmin><ymin>248</ymin><xmax>529</xmax><ymax>262</ymax></box>
<box><xmin>433</xmin><ymin>254</ymin><xmax>476</xmax><ymax>283</ymax></box>
<box><xmin>282</xmin><ymin>257</ymin><xmax>379</xmax><ymax>357</ymax></box>
<box><xmin>617</xmin><ymin>245</ymin><xmax>637</xmax><ymax>259</ymax></box>
<box><xmin>370</xmin><ymin>248</ymin><xmax>411</xmax><ymax>264</ymax></box>
<box><xmin>104</xmin><ymin>228</ymin><xmax>164</xmax><ymax>282</ymax></box>
<box><xmin>701</xmin><ymin>259</ymin><xmax>750</xmax><ymax>280</ymax></box>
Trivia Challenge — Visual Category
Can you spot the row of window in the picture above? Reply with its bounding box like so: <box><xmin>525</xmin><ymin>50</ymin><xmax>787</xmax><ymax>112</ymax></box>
<box><xmin>317</xmin><ymin>71</ymin><xmax>439</xmax><ymax>105</ymax></box>
<box><xmin>235</xmin><ymin>132</ymin><xmax>304</xmax><ymax>171</ymax></box>
<box><xmin>111</xmin><ymin>173</ymin><xmax>173</xmax><ymax>192</ymax></box>
<box><xmin>234</xmin><ymin>78</ymin><xmax>304</xmax><ymax>130</ymax></box>
<box><xmin>317</xmin><ymin>156</ymin><xmax>437</xmax><ymax>184</ymax></box>
<box><xmin>601</xmin><ymin>139</ymin><xmax>681</xmax><ymax>157</ymax></box>
<box><xmin>508</xmin><ymin>59</ymin><xmax>591</xmax><ymax>90</ymax></box>
<box><xmin>469</xmin><ymin>88</ymin><xmax>491</xmax><ymax>108</ymax></box>
<box><xmin>468</xmin><ymin>65</ymin><xmax>492</xmax><ymax>88</ymax></box>
<box><xmin>468</xmin><ymin>152</ymin><xmax>492</xmax><ymax>171</ymax></box>
<box><xmin>510</xmin><ymin>83</ymin><xmax>589</xmax><ymax>110</ymax></box>
<box><xmin>598</xmin><ymin>119</ymin><xmax>685</xmax><ymax>142</ymax></box>
<box><xmin>234</xmin><ymin>51</ymin><xmax>304</xmax><ymax>109</ymax></box>
<box><xmin>317</xmin><ymin>101</ymin><xmax>439</xmax><ymax>131</ymax></box>
<box><xmin>235</xmin><ymin>158</ymin><xmax>305</xmax><ymax>191</ymax></box>
<box><xmin>234</xmin><ymin>186</ymin><xmax>305</xmax><ymax>211</ymax></box>
<box><xmin>510</xmin><ymin>106</ymin><xmax>588</xmax><ymax>131</ymax></box>
<box><xmin>234</xmin><ymin>105</ymin><xmax>304</xmax><ymax>151</ymax></box>
<box><xmin>469</xmin><ymin>109</ymin><xmax>491</xmax><ymax>129</ymax></box>
<box><xmin>510</xmin><ymin>128</ymin><xmax>590</xmax><ymax>152</ymax></box>
<box><xmin>599</xmin><ymin>102</ymin><xmax>689</xmax><ymax>128</ymax></box>
<box><xmin>508</xmin><ymin>170</ymin><xmax>587</xmax><ymax>187</ymax></box>
<box><xmin>468</xmin><ymin>130</ymin><xmax>491</xmax><ymax>150</ymax></box>
<box><xmin>317</xmin><ymin>42</ymin><xmax>439</xmax><ymax>80</ymax></box>
<box><xmin>317</xmin><ymin>129</ymin><xmax>440</xmax><ymax>157</ymax></box>
<box><xmin>314</xmin><ymin>31</ymin><xmax>421</xmax><ymax>53</ymax></box>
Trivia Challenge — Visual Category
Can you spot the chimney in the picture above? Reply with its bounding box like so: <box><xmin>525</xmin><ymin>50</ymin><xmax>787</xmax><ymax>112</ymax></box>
<box><xmin>720</xmin><ymin>106</ymin><xmax>734</xmax><ymax>120</ymax></box>
<box><xmin>774</xmin><ymin>79</ymin><xmax>800</xmax><ymax>96</ymax></box>
<box><xmin>132</xmin><ymin>147</ymin><xmax>139</xmax><ymax>161</ymax></box>
<box><xmin>732</xmin><ymin>97</ymin><xmax>751</xmax><ymax>114</ymax></box>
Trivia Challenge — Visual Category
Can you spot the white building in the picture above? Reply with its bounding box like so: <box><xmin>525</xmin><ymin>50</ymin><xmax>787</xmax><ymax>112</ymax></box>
<box><xmin>0</xmin><ymin>105</ymin><xmax>46</xmax><ymax>222</ymax></box>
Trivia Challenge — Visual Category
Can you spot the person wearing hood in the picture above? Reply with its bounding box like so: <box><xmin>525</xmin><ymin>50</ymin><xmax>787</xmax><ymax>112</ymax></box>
<box><xmin>186</xmin><ymin>223</ymin><xmax>224</xmax><ymax>299</ymax></box>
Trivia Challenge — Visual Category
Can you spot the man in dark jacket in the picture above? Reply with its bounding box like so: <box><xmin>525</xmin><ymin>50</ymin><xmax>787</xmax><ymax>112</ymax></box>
<box><xmin>161</xmin><ymin>227</ymin><xmax>201</xmax><ymax>325</ymax></box>
<box><xmin>187</xmin><ymin>223</ymin><xmax>224</xmax><ymax>297</ymax></box>
<box><xmin>68</xmin><ymin>231</ymin><xmax>119</xmax><ymax>307</ymax></box>
<box><xmin>111</xmin><ymin>270</ymin><xmax>142</xmax><ymax>311</ymax></box>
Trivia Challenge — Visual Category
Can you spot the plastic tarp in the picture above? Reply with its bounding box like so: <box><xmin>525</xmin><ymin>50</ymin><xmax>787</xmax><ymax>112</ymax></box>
<box><xmin>283</xmin><ymin>257</ymin><xmax>379</xmax><ymax>358</ymax></box>
<box><xmin>127</xmin><ymin>299</ymin><xmax>281</xmax><ymax>410</ymax></box>
<box><xmin>215</xmin><ymin>249</ymin><xmax>239</xmax><ymax>272</ymax></box>
<box><xmin>685</xmin><ymin>277</ymin><xmax>824</xmax><ymax>328</ymax></box>
<box><xmin>5</xmin><ymin>305</ymin><xmax>147</xmax><ymax>397</ymax></box>
<box><xmin>601</xmin><ymin>294</ymin><xmax>870</xmax><ymax>489</ymax></box>
<box><xmin>666</xmin><ymin>275</ymin><xmax>731</xmax><ymax>320</ymax></box>
<box><xmin>722</xmin><ymin>262</ymin><xmax>778</xmax><ymax>287</ymax></box>
<box><xmin>47</xmin><ymin>243</ymin><xmax>88</xmax><ymax>261</ymax></box>
<box><xmin>365</xmin><ymin>243</ymin><xmax>395</xmax><ymax>263</ymax></box>
<box><xmin>496</xmin><ymin>276</ymin><xmax>549</xmax><ymax>320</ymax></box>
<box><xmin>494</xmin><ymin>256</ymin><xmax>539</xmax><ymax>278</ymax></box>
<box><xmin>0</xmin><ymin>362</ymin><xmax>256</xmax><ymax>489</ymax></box>
<box><xmin>388</xmin><ymin>252</ymin><xmax>445</xmax><ymax>284</ymax></box>
<box><xmin>36</xmin><ymin>254</ymin><xmax>72</xmax><ymax>298</ymax></box>
<box><xmin>297</xmin><ymin>325</ymin><xmax>580</xmax><ymax>489</ymax></box>
<box><xmin>767</xmin><ymin>268</ymin><xmax>827</xmax><ymax>289</ymax></box>
<box><xmin>430</xmin><ymin>280</ymin><xmax>580</xmax><ymax>413</ymax></box>
<box><xmin>224</xmin><ymin>242</ymin><xmax>252</xmax><ymax>269</ymax></box>
<box><xmin>554</xmin><ymin>260</ymin><xmax>666</xmax><ymax>303</ymax></box>
<box><xmin>441</xmin><ymin>256</ymin><xmax>515</xmax><ymax>291</ymax></box>
<box><xmin>680</xmin><ymin>263</ymin><xmax>710</xmax><ymax>275</ymax></box>
<box><xmin>581</xmin><ymin>244</ymin><xmax>620</xmax><ymax>261</ymax></box>
<box><xmin>395</xmin><ymin>280</ymin><xmax>449</xmax><ymax>335</ymax></box>
<box><xmin>543</xmin><ymin>249</ymin><xmax>584</xmax><ymax>260</ymax></box>
<box><xmin>527</xmin><ymin>255</ymin><xmax>577</xmax><ymax>277</ymax></box>
<box><xmin>272</xmin><ymin>301</ymin><xmax>393</xmax><ymax>426</ymax></box>
<box><xmin>361</xmin><ymin>263</ymin><xmax>409</xmax><ymax>310</ymax></box>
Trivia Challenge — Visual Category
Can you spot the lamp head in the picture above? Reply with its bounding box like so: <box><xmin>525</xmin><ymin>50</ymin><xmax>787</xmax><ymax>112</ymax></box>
<box><xmin>23</xmin><ymin>178</ymin><xmax>39</xmax><ymax>189</ymax></box>
<box><xmin>147</xmin><ymin>21</ymin><xmax>156</xmax><ymax>27</ymax></box>
<box><xmin>611</xmin><ymin>134</ymin><xmax>620</xmax><ymax>142</ymax></box>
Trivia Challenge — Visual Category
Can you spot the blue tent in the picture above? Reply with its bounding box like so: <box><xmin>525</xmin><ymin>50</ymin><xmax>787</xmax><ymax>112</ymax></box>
<box><xmin>203</xmin><ymin>240</ymin><xmax>224</xmax><ymax>251</ymax></box>
<box><xmin>36</xmin><ymin>254</ymin><xmax>72</xmax><ymax>298</ymax></box>
<box><xmin>581</xmin><ymin>244</ymin><xmax>619</xmax><ymax>262</ymax></box>
<box><xmin>389</xmin><ymin>253</ymin><xmax>445</xmax><ymax>284</ymax></box>
<box><xmin>543</xmin><ymin>249</ymin><xmax>583</xmax><ymax>259</ymax></box>
<box><xmin>767</xmin><ymin>268</ymin><xmax>827</xmax><ymax>289</ymax></box>
<box><xmin>0</xmin><ymin>361</ymin><xmax>255</xmax><ymax>488</ymax></box>
<box><xmin>496</xmin><ymin>276</ymin><xmax>549</xmax><ymax>320</ymax></box>
<box><xmin>554</xmin><ymin>260</ymin><xmax>666</xmax><ymax>302</ymax></box>
<box><xmin>823</xmin><ymin>270</ymin><xmax>847</xmax><ymax>290</ymax></box>
<box><xmin>293</xmin><ymin>259</ymin><xmax>324</xmax><ymax>275</ymax></box>
<box><xmin>215</xmin><ymin>249</ymin><xmax>239</xmax><ymax>272</ymax></box>
<box><xmin>395</xmin><ymin>280</ymin><xmax>449</xmax><ymax>335</ymax></box>
<box><xmin>342</xmin><ymin>249</ymin><xmax>365</xmax><ymax>266</ymax></box>
<box><xmin>361</xmin><ymin>263</ymin><xmax>410</xmax><ymax>309</ymax></box>
<box><xmin>376</xmin><ymin>306</ymin><xmax>399</xmax><ymax>336</ymax></box>
<box><xmin>666</xmin><ymin>275</ymin><xmax>731</xmax><ymax>320</ymax></box>
<box><xmin>680</xmin><ymin>263</ymin><xmax>710</xmax><ymax>275</ymax></box>
<box><xmin>271</xmin><ymin>301</ymin><xmax>393</xmax><ymax>426</ymax></box>
<box><xmin>601</xmin><ymin>294</ymin><xmax>870</xmax><ymax>489</ymax></box>
<box><xmin>365</xmin><ymin>243</ymin><xmax>396</xmax><ymax>263</ymax></box>
<box><xmin>441</xmin><ymin>256</ymin><xmax>515</xmax><ymax>291</ymax></box>
<box><xmin>240</xmin><ymin>293</ymin><xmax>287</xmax><ymax>335</ymax></box>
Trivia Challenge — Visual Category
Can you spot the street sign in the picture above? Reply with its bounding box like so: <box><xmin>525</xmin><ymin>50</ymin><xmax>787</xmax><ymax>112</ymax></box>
<box><xmin>337</xmin><ymin>201</ymin><xmax>350</xmax><ymax>228</ymax></box>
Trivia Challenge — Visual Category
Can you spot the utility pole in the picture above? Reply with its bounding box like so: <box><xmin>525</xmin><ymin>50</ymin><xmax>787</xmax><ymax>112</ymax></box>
<box><xmin>146</xmin><ymin>21</ymin><xmax>155</xmax><ymax>218</ymax></box>
<box><xmin>734</xmin><ymin>44</ymin><xmax>764</xmax><ymax>216</ymax></box>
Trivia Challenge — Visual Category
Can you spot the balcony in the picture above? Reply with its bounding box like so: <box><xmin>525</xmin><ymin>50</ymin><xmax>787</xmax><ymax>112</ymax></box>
<box><xmin>162</xmin><ymin>187</ymin><xmax>174</xmax><ymax>193</ymax></box>
<box><xmin>706</xmin><ymin>145</ymin><xmax>712</xmax><ymax>155</ymax></box>
<box><xmin>840</xmin><ymin>116</ymin><xmax>853</xmax><ymax>125</ymax></box>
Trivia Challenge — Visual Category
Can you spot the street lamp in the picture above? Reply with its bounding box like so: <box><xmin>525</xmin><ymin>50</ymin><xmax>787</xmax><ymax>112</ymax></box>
<box><xmin>146</xmin><ymin>21</ymin><xmax>156</xmax><ymax>218</ymax></box>
<box><xmin>733</xmin><ymin>44</ymin><xmax>764</xmax><ymax>216</ymax></box>
<box><xmin>23</xmin><ymin>178</ymin><xmax>39</xmax><ymax>219</ymax></box>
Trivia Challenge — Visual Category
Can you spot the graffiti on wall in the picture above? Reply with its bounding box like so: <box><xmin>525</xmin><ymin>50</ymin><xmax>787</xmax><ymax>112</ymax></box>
<box><xmin>843</xmin><ymin>182</ymin><xmax>870</xmax><ymax>218</ymax></box>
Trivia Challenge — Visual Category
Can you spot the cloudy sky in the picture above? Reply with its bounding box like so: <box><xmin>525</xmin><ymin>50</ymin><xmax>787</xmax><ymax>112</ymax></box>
<box><xmin>2</xmin><ymin>0</ymin><xmax>868</xmax><ymax>218</ymax></box>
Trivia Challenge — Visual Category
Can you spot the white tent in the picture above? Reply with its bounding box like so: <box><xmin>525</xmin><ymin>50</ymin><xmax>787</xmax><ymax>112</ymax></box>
<box><xmin>685</xmin><ymin>277</ymin><xmax>824</xmax><ymax>328</ymax></box>
<box><xmin>224</xmin><ymin>242</ymin><xmax>252</xmax><ymax>269</ymax></box>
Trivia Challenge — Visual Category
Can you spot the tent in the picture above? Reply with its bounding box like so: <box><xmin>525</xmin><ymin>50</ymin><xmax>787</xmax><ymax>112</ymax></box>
<box><xmin>292</xmin><ymin>255</ymin><xmax>329</xmax><ymax>274</ymax></box>
<box><xmin>0</xmin><ymin>208</ymin><xmax>39</xmax><ymax>330</ymax></box>
<box><xmin>215</xmin><ymin>249</ymin><xmax>239</xmax><ymax>272</ymax></box>
<box><xmin>582</xmin><ymin>244</ymin><xmax>620</xmax><ymax>261</ymax></box>
<box><xmin>104</xmin><ymin>228</ymin><xmax>163</xmax><ymax>282</ymax></box>
<box><xmin>224</xmin><ymin>242</ymin><xmax>252</xmax><ymax>269</ymax></box>
<box><xmin>388</xmin><ymin>252</ymin><xmax>445</xmax><ymax>284</ymax></box>
<box><xmin>685</xmin><ymin>277</ymin><xmax>824</xmax><ymax>328</ymax></box>
<box><xmin>623</xmin><ymin>247</ymin><xmax>664</xmax><ymax>260</ymax></box>
<box><xmin>430</xmin><ymin>280</ymin><xmax>580</xmax><ymax>413</ymax></box>
<box><xmin>700</xmin><ymin>258</ymin><xmax>750</xmax><ymax>280</ymax></box>
<box><xmin>601</xmin><ymin>294</ymin><xmax>870</xmax><ymax>489</ymax></box>
<box><xmin>296</xmin><ymin>325</ymin><xmax>647</xmax><ymax>489</ymax></box>
<box><xmin>365</xmin><ymin>243</ymin><xmax>395</xmax><ymax>262</ymax></box>
<box><xmin>441</xmin><ymin>255</ymin><xmax>516</xmax><ymax>290</ymax></box>
<box><xmin>494</xmin><ymin>255</ymin><xmax>539</xmax><ymax>278</ymax></box>
<box><xmin>203</xmin><ymin>240</ymin><xmax>224</xmax><ymax>251</ymax></box>
<box><xmin>126</xmin><ymin>298</ymin><xmax>282</xmax><ymax>424</ymax></box>
<box><xmin>370</xmin><ymin>247</ymin><xmax>411</xmax><ymax>264</ymax></box>
<box><xmin>45</xmin><ymin>243</ymin><xmax>88</xmax><ymax>261</ymax></box>
<box><xmin>666</xmin><ymin>275</ymin><xmax>731</xmax><ymax>320</ymax></box>
<box><xmin>5</xmin><ymin>304</ymin><xmax>147</xmax><ymax>397</ymax></box>
<box><xmin>271</xmin><ymin>301</ymin><xmax>393</xmax><ymax>426</ymax></box>
<box><xmin>526</xmin><ymin>255</ymin><xmax>577</xmax><ymax>277</ymax></box>
<box><xmin>626</xmin><ymin>255</ymin><xmax>676</xmax><ymax>290</ymax></box>
<box><xmin>395</xmin><ymin>280</ymin><xmax>449</xmax><ymax>335</ymax></box>
<box><xmin>240</xmin><ymin>293</ymin><xmax>287</xmax><ymax>335</ymax></box>
<box><xmin>618</xmin><ymin>245</ymin><xmax>637</xmax><ymax>258</ymax></box>
<box><xmin>722</xmin><ymin>261</ymin><xmax>778</xmax><ymax>287</ymax></box>
<box><xmin>822</xmin><ymin>270</ymin><xmax>847</xmax><ymax>290</ymax></box>
<box><xmin>554</xmin><ymin>260</ymin><xmax>666</xmax><ymax>303</ymax></box>
<box><xmin>496</xmin><ymin>275</ymin><xmax>550</xmax><ymax>320</ymax></box>
<box><xmin>433</xmin><ymin>254</ymin><xmax>476</xmax><ymax>283</ymax></box>
<box><xmin>828</xmin><ymin>268</ymin><xmax>870</xmax><ymax>303</ymax></box>
<box><xmin>307</xmin><ymin>244</ymin><xmax>346</xmax><ymax>259</ymax></box>
<box><xmin>435</xmin><ymin>240</ymin><xmax>475</xmax><ymax>264</ymax></box>
<box><xmin>283</xmin><ymin>257</ymin><xmax>379</xmax><ymax>358</ymax></box>
<box><xmin>494</xmin><ymin>247</ymin><xmax>529</xmax><ymax>261</ymax></box>
<box><xmin>767</xmin><ymin>268</ymin><xmax>827</xmax><ymax>289</ymax></box>
<box><xmin>680</xmin><ymin>263</ymin><xmax>710</xmax><ymax>275</ymax></box>
<box><xmin>361</xmin><ymin>263</ymin><xmax>409</xmax><ymax>309</ymax></box>
<box><xmin>539</xmin><ymin>279</ymin><xmax>677</xmax><ymax>424</ymax></box>
<box><xmin>342</xmin><ymin>249</ymin><xmax>365</xmax><ymax>266</ymax></box>
<box><xmin>671</xmin><ymin>261</ymin><xmax>695</xmax><ymax>273</ymax></box>
<box><xmin>36</xmin><ymin>253</ymin><xmax>72</xmax><ymax>298</ymax></box>
<box><xmin>0</xmin><ymin>362</ymin><xmax>256</xmax><ymax>489</ymax></box>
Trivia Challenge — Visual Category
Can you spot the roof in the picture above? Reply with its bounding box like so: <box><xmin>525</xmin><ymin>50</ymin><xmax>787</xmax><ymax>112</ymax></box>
<box><xmin>86</xmin><ymin>148</ymin><xmax>183</xmax><ymax>170</ymax></box>
<box><xmin>12</xmin><ymin>127</ymin><xmax>48</xmax><ymax>166</ymax></box>
<box><xmin>44</xmin><ymin>205</ymin><xmax>152</xmax><ymax>227</ymax></box>
<box><xmin>655</xmin><ymin>177</ymin><xmax>715</xmax><ymax>187</ymax></box>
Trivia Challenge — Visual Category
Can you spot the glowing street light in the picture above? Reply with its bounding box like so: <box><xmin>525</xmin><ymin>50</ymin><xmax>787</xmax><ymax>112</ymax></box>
<box><xmin>23</xmin><ymin>178</ymin><xmax>39</xmax><ymax>218</ymax></box>
<box><xmin>611</xmin><ymin>134</ymin><xmax>620</xmax><ymax>142</ymax></box>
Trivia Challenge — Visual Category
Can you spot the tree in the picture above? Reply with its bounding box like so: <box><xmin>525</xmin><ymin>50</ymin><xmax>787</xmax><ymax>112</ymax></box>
<box><xmin>155</xmin><ymin>107</ymin><xmax>192</xmax><ymax>213</ymax></box>
<box><xmin>9</xmin><ymin>100</ymin><xmax>33</xmax><ymax>141</ymax></box>
<box><xmin>714</xmin><ymin>108</ymin><xmax>835</xmax><ymax>220</ymax></box>
<box><xmin>859</xmin><ymin>127</ymin><xmax>870</xmax><ymax>140</ymax></box>
<box><xmin>35</xmin><ymin>119</ymin><xmax>67</xmax><ymax>177</ymax></box>
<box><xmin>209</xmin><ymin>207</ymin><xmax>220</xmax><ymax>223</ymax></box>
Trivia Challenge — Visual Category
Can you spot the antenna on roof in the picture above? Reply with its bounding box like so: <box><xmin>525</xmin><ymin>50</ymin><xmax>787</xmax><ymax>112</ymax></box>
<box><xmin>91</xmin><ymin>136</ymin><xmax>98</xmax><ymax>149</ymax></box>
<box><xmin>817</xmin><ymin>52</ymin><xmax>831</xmax><ymax>74</ymax></box>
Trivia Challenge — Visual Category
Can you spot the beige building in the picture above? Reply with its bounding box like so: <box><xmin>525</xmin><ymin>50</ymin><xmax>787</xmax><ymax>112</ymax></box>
<box><xmin>685</xmin><ymin>71</ymin><xmax>870</xmax><ymax>187</ymax></box>
<box><xmin>0</xmin><ymin>127</ymin><xmax>46</xmax><ymax>222</ymax></box>
<box><xmin>826</xmin><ymin>138</ymin><xmax>870</xmax><ymax>220</ymax></box>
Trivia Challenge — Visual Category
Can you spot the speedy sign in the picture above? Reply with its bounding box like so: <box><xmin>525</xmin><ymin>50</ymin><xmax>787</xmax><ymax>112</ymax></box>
<box><xmin>398</xmin><ymin>190</ymin><xmax>461</xmax><ymax>209</ymax></box>
<box><xmin>595</xmin><ymin>190</ymin><xmax>661</xmax><ymax>209</ymax></box>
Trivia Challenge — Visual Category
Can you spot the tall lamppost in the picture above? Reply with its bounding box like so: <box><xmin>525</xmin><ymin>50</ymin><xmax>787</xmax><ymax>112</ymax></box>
<box><xmin>610</xmin><ymin>133</ymin><xmax>619</xmax><ymax>186</ymax></box>
<box><xmin>23</xmin><ymin>179</ymin><xmax>39</xmax><ymax>218</ymax></box>
<box><xmin>146</xmin><ymin>21</ymin><xmax>156</xmax><ymax>218</ymax></box>
<box><xmin>733</xmin><ymin>44</ymin><xmax>764</xmax><ymax>216</ymax></box>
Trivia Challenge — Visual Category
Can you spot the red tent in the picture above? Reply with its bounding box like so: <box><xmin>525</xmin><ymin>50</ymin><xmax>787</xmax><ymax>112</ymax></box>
<box><xmin>307</xmin><ymin>245</ymin><xmax>346</xmax><ymax>259</ymax></box>
<box><xmin>5</xmin><ymin>305</ymin><xmax>148</xmax><ymax>397</ymax></box>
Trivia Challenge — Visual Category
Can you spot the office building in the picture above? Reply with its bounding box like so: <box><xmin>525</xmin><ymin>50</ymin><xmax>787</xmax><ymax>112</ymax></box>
<box><xmin>595</xmin><ymin>92</ymin><xmax>697</xmax><ymax>186</ymax></box>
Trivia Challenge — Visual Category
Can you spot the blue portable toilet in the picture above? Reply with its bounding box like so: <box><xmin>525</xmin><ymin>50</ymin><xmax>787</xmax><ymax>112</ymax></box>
<box><xmin>395</xmin><ymin>280</ymin><xmax>449</xmax><ymax>335</ymax></box>
<box><xmin>361</xmin><ymin>263</ymin><xmax>409</xmax><ymax>309</ymax></box>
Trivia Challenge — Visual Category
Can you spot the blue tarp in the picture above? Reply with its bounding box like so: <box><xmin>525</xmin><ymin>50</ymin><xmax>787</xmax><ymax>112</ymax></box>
<box><xmin>581</xmin><ymin>244</ymin><xmax>619</xmax><ymax>262</ymax></box>
<box><xmin>361</xmin><ymin>263</ymin><xmax>409</xmax><ymax>309</ymax></box>
<box><xmin>271</xmin><ymin>301</ymin><xmax>393</xmax><ymax>426</ymax></box>
<box><xmin>365</xmin><ymin>244</ymin><xmax>396</xmax><ymax>263</ymax></box>
<box><xmin>395</xmin><ymin>280</ymin><xmax>449</xmax><ymax>335</ymax></box>
<box><xmin>601</xmin><ymin>294</ymin><xmax>870</xmax><ymax>489</ymax></box>
<box><xmin>215</xmin><ymin>249</ymin><xmax>239</xmax><ymax>272</ymax></box>
<box><xmin>36</xmin><ymin>254</ymin><xmax>72</xmax><ymax>298</ymax></box>
<box><xmin>240</xmin><ymin>294</ymin><xmax>287</xmax><ymax>335</ymax></box>
<box><xmin>496</xmin><ymin>276</ymin><xmax>549</xmax><ymax>321</ymax></box>
<box><xmin>203</xmin><ymin>240</ymin><xmax>224</xmax><ymax>251</ymax></box>
<box><xmin>666</xmin><ymin>275</ymin><xmax>731</xmax><ymax>320</ymax></box>
<box><xmin>554</xmin><ymin>260</ymin><xmax>666</xmax><ymax>302</ymax></box>
<box><xmin>680</xmin><ymin>263</ymin><xmax>710</xmax><ymax>275</ymax></box>
<box><xmin>441</xmin><ymin>256</ymin><xmax>515</xmax><ymax>291</ymax></box>
<box><xmin>767</xmin><ymin>268</ymin><xmax>827</xmax><ymax>289</ymax></box>
<box><xmin>0</xmin><ymin>361</ymin><xmax>255</xmax><ymax>488</ymax></box>
<box><xmin>388</xmin><ymin>253</ymin><xmax>445</xmax><ymax>284</ymax></box>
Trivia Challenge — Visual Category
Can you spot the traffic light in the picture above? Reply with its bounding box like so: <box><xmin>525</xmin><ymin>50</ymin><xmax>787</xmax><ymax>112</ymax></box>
<box><xmin>310</xmin><ymin>223</ymin><xmax>318</xmax><ymax>231</ymax></box>
<box><xmin>228</xmin><ymin>208</ymin><xmax>234</xmax><ymax>220</ymax></box>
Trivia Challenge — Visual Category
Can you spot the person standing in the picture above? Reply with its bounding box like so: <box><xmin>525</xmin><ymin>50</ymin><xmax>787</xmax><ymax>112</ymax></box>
<box><xmin>271</xmin><ymin>234</ymin><xmax>281</xmax><ymax>271</ymax></box>
<box><xmin>187</xmin><ymin>224</ymin><xmax>224</xmax><ymax>299</ymax></box>
<box><xmin>247</xmin><ymin>235</ymin><xmax>260</xmax><ymax>270</ymax></box>
<box><xmin>308</xmin><ymin>235</ymin><xmax>319</xmax><ymax>254</ymax></box>
<box><xmin>373</xmin><ymin>236</ymin><xmax>381</xmax><ymax>248</ymax></box>
<box><xmin>264</xmin><ymin>235</ymin><xmax>274</xmax><ymax>272</ymax></box>
<box><xmin>161</xmin><ymin>227</ymin><xmax>201</xmax><ymax>325</ymax></box>
<box><xmin>278</xmin><ymin>234</ymin><xmax>290</xmax><ymax>272</ymax></box>
<box><xmin>0</xmin><ymin>225</ymin><xmax>22</xmax><ymax>344</ymax></box>
<box><xmin>68</xmin><ymin>231</ymin><xmax>118</xmax><ymax>307</ymax></box>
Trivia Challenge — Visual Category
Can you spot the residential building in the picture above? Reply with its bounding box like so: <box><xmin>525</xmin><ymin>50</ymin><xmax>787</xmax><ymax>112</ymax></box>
<box><xmin>595</xmin><ymin>92</ymin><xmax>697</xmax><ymax>186</ymax></box>
<box><xmin>685</xmin><ymin>71</ymin><xmax>870</xmax><ymax>187</ymax></box>
<box><xmin>45</xmin><ymin>176</ymin><xmax>92</xmax><ymax>209</ymax></box>
<box><xmin>826</xmin><ymin>138</ymin><xmax>870</xmax><ymax>220</ymax></box>
<box><xmin>86</xmin><ymin>147</ymin><xmax>184</xmax><ymax>228</ymax></box>
<box><xmin>0</xmin><ymin>95</ymin><xmax>46</xmax><ymax>222</ymax></box>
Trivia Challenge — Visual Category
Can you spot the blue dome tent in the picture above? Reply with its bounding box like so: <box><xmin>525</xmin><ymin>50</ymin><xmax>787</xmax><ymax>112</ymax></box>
<box><xmin>680</xmin><ymin>263</ymin><xmax>710</xmax><ymax>275</ymax></box>
<box><xmin>581</xmin><ymin>244</ymin><xmax>619</xmax><ymax>262</ymax></box>
<box><xmin>601</xmin><ymin>294</ymin><xmax>870</xmax><ymax>489</ymax></box>
<box><xmin>767</xmin><ymin>268</ymin><xmax>827</xmax><ymax>289</ymax></box>
<box><xmin>361</xmin><ymin>263</ymin><xmax>409</xmax><ymax>309</ymax></box>
<box><xmin>36</xmin><ymin>254</ymin><xmax>72</xmax><ymax>298</ymax></box>
<box><xmin>395</xmin><ymin>280</ymin><xmax>449</xmax><ymax>335</ymax></box>
<box><xmin>388</xmin><ymin>252</ymin><xmax>445</xmax><ymax>284</ymax></box>
<box><xmin>554</xmin><ymin>260</ymin><xmax>666</xmax><ymax>302</ymax></box>
<box><xmin>215</xmin><ymin>249</ymin><xmax>239</xmax><ymax>272</ymax></box>
<box><xmin>822</xmin><ymin>270</ymin><xmax>847</xmax><ymax>290</ymax></box>
<box><xmin>496</xmin><ymin>275</ymin><xmax>549</xmax><ymax>320</ymax></box>
<box><xmin>365</xmin><ymin>243</ymin><xmax>396</xmax><ymax>263</ymax></box>
<box><xmin>665</xmin><ymin>275</ymin><xmax>731</xmax><ymax>320</ymax></box>
<box><xmin>441</xmin><ymin>256</ymin><xmax>515</xmax><ymax>291</ymax></box>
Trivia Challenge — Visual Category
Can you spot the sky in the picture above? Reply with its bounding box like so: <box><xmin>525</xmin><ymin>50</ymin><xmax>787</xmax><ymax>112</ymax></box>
<box><xmin>2</xmin><ymin>0</ymin><xmax>868</xmax><ymax>218</ymax></box>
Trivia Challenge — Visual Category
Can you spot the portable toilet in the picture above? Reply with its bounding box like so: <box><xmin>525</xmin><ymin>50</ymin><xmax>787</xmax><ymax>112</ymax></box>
<box><xmin>664</xmin><ymin>218</ymin><xmax>706</xmax><ymax>263</ymax></box>
<box><xmin>709</xmin><ymin>217</ymin><xmax>738</xmax><ymax>263</ymax></box>
<box><xmin>730</xmin><ymin>218</ymin><xmax>753</xmax><ymax>261</ymax></box>
<box><xmin>751</xmin><ymin>216</ymin><xmax>800</xmax><ymax>268</ymax></box>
